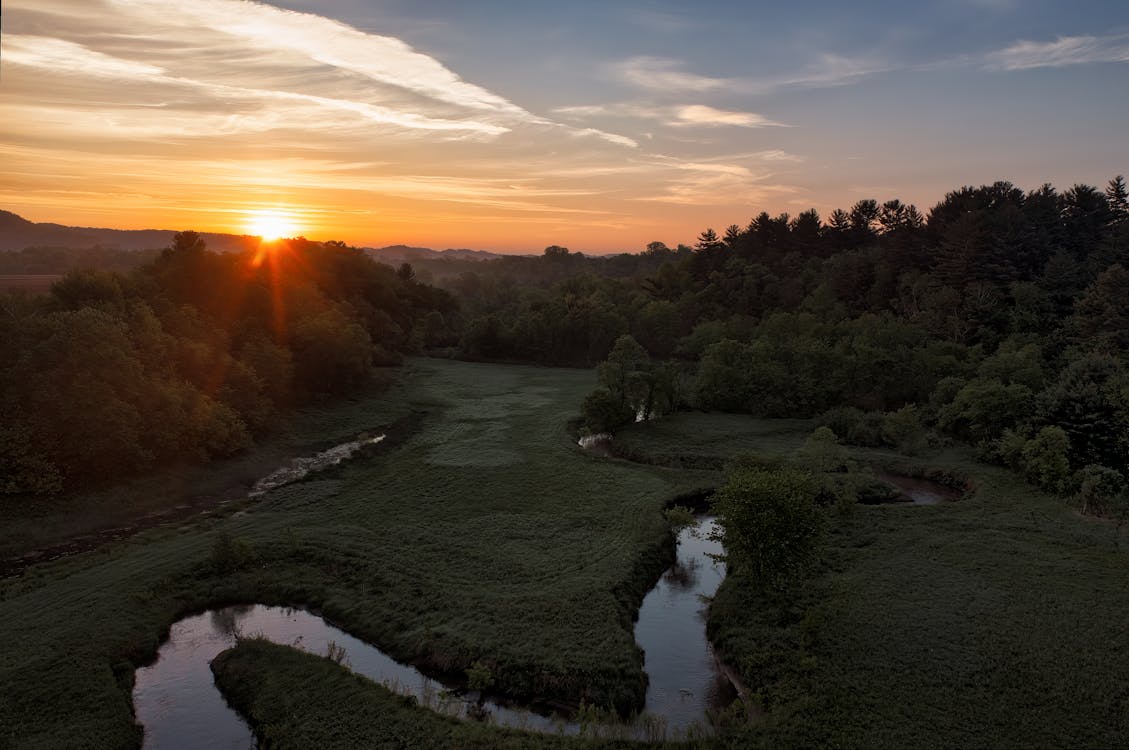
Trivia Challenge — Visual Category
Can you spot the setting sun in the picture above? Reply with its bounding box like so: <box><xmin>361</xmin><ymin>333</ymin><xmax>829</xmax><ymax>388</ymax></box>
<box><xmin>245</xmin><ymin>210</ymin><xmax>300</xmax><ymax>241</ymax></box>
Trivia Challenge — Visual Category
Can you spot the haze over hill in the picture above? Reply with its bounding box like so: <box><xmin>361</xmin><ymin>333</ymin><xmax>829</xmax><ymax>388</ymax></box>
<box><xmin>0</xmin><ymin>210</ymin><xmax>507</xmax><ymax>261</ymax></box>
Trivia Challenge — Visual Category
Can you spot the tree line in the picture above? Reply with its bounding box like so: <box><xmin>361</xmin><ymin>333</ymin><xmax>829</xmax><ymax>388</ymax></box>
<box><xmin>447</xmin><ymin>177</ymin><xmax>1128</xmax><ymax>512</ymax></box>
<box><xmin>0</xmin><ymin>232</ymin><xmax>456</xmax><ymax>494</ymax></box>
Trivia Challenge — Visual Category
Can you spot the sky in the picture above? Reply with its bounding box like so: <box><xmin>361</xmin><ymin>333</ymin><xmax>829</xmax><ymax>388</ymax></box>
<box><xmin>2</xmin><ymin>0</ymin><xmax>1128</xmax><ymax>253</ymax></box>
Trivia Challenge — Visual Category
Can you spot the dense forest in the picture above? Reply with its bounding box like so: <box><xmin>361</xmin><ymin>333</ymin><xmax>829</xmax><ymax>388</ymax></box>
<box><xmin>3</xmin><ymin>177</ymin><xmax>1128</xmax><ymax>515</ymax></box>
<box><xmin>0</xmin><ymin>232</ymin><xmax>455</xmax><ymax>493</ymax></box>
<box><xmin>446</xmin><ymin>176</ymin><xmax>1129</xmax><ymax>515</ymax></box>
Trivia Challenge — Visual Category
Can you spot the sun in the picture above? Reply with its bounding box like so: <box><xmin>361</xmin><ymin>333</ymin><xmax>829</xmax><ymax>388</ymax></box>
<box><xmin>245</xmin><ymin>209</ymin><xmax>300</xmax><ymax>241</ymax></box>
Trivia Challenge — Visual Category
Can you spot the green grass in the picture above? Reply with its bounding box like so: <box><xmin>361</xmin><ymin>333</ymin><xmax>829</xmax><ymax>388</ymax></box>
<box><xmin>3</xmin><ymin>363</ymin><xmax>1128</xmax><ymax>748</ymax></box>
<box><xmin>1</xmin><ymin>369</ymin><xmax>407</xmax><ymax>562</ymax></box>
<box><xmin>611</xmin><ymin>413</ymin><xmax>814</xmax><ymax>470</ymax></box>
<box><xmin>212</xmin><ymin>638</ymin><xmax>695</xmax><ymax>749</ymax></box>
<box><xmin>677</xmin><ymin>429</ymin><xmax>1129</xmax><ymax>748</ymax></box>
<box><xmin>0</xmin><ymin>359</ymin><xmax>711</xmax><ymax>748</ymax></box>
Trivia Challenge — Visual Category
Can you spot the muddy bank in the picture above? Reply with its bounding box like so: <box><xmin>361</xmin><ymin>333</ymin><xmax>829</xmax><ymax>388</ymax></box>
<box><xmin>1</xmin><ymin>412</ymin><xmax>424</xmax><ymax>578</ymax></box>
<box><xmin>873</xmin><ymin>470</ymin><xmax>968</xmax><ymax>505</ymax></box>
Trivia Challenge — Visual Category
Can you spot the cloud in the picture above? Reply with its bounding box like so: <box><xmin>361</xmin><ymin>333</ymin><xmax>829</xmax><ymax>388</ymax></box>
<box><xmin>3</xmin><ymin>35</ymin><xmax>166</xmax><ymax>79</ymax></box>
<box><xmin>673</xmin><ymin>105</ymin><xmax>785</xmax><ymax>128</ymax></box>
<box><xmin>985</xmin><ymin>34</ymin><xmax>1129</xmax><ymax>70</ymax></box>
<box><xmin>114</xmin><ymin>0</ymin><xmax>534</xmax><ymax>117</ymax></box>
<box><xmin>745</xmin><ymin>54</ymin><xmax>890</xmax><ymax>94</ymax></box>
<box><xmin>606</xmin><ymin>52</ymin><xmax>888</xmax><ymax>99</ymax></box>
<box><xmin>555</xmin><ymin>102</ymin><xmax>784</xmax><ymax>129</ymax></box>
<box><xmin>613</xmin><ymin>56</ymin><xmax>730</xmax><ymax>92</ymax></box>
<box><xmin>2</xmin><ymin>0</ymin><xmax>806</xmax><ymax>248</ymax></box>
<box><xmin>629</xmin><ymin>153</ymin><xmax>802</xmax><ymax>206</ymax></box>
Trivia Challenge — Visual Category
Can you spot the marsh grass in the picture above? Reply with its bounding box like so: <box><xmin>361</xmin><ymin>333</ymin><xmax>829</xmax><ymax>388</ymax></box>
<box><xmin>5</xmin><ymin>362</ymin><xmax>1127</xmax><ymax>748</ymax></box>
<box><xmin>0</xmin><ymin>359</ymin><xmax>710</xmax><ymax>748</ymax></box>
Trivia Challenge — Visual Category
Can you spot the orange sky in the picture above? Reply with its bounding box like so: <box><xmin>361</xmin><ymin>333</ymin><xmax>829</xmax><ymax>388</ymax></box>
<box><xmin>3</xmin><ymin>0</ymin><xmax>1127</xmax><ymax>253</ymax></box>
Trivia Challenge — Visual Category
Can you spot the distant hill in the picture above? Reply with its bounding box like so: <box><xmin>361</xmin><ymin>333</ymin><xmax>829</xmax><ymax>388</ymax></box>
<box><xmin>0</xmin><ymin>210</ymin><xmax>255</xmax><ymax>253</ymax></box>
<box><xmin>0</xmin><ymin>211</ymin><xmax>513</xmax><ymax>262</ymax></box>
<box><xmin>364</xmin><ymin>244</ymin><xmax>505</xmax><ymax>264</ymax></box>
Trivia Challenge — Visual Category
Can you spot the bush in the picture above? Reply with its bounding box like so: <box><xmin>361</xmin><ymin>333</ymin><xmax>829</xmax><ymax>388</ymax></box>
<box><xmin>710</xmin><ymin>466</ymin><xmax>823</xmax><ymax>591</ymax></box>
<box><xmin>795</xmin><ymin>427</ymin><xmax>852</xmax><ymax>472</ymax></box>
<box><xmin>1021</xmin><ymin>426</ymin><xmax>1072</xmax><ymax>493</ymax></box>
<box><xmin>208</xmin><ymin>533</ymin><xmax>259</xmax><ymax>574</ymax></box>
<box><xmin>580</xmin><ymin>387</ymin><xmax>634</xmax><ymax>434</ymax></box>
<box><xmin>991</xmin><ymin>428</ymin><xmax>1030</xmax><ymax>471</ymax></box>
<box><xmin>1075</xmin><ymin>464</ymin><xmax>1128</xmax><ymax>518</ymax></box>
<box><xmin>881</xmin><ymin>405</ymin><xmax>929</xmax><ymax>456</ymax></box>
<box><xmin>817</xmin><ymin>406</ymin><xmax>884</xmax><ymax>447</ymax></box>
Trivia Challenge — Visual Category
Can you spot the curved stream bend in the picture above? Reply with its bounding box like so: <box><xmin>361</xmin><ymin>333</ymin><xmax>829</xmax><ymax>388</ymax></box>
<box><xmin>133</xmin><ymin>517</ymin><xmax>731</xmax><ymax>747</ymax></box>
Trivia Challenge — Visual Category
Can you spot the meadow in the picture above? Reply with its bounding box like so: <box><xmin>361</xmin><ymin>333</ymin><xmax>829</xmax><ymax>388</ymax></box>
<box><xmin>1</xmin><ymin>359</ymin><xmax>1127</xmax><ymax>748</ymax></box>
<box><xmin>0</xmin><ymin>359</ymin><xmax>711</xmax><ymax>748</ymax></box>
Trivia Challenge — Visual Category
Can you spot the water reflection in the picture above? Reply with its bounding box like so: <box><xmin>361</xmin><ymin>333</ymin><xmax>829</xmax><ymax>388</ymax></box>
<box><xmin>133</xmin><ymin>517</ymin><xmax>734</xmax><ymax>747</ymax></box>
<box><xmin>634</xmin><ymin>517</ymin><xmax>732</xmax><ymax>731</ymax></box>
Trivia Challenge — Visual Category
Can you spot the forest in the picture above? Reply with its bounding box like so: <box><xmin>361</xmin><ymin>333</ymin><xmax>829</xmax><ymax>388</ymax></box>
<box><xmin>0</xmin><ymin>231</ymin><xmax>455</xmax><ymax>493</ymax></box>
<box><xmin>4</xmin><ymin>176</ymin><xmax>1126</xmax><ymax>517</ymax></box>
<box><xmin>2</xmin><ymin>177</ymin><xmax>1129</xmax><ymax>750</ymax></box>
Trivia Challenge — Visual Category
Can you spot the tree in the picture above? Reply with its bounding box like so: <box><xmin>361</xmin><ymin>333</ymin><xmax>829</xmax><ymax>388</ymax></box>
<box><xmin>580</xmin><ymin>388</ymin><xmax>634</xmax><ymax>434</ymax></box>
<box><xmin>1106</xmin><ymin>175</ymin><xmax>1128</xmax><ymax>223</ymax></box>
<box><xmin>796</xmin><ymin>426</ymin><xmax>852</xmax><ymax>472</ymax></box>
<box><xmin>1075</xmin><ymin>464</ymin><xmax>1126</xmax><ymax>517</ymax></box>
<box><xmin>938</xmin><ymin>377</ymin><xmax>1034</xmax><ymax>444</ymax></box>
<box><xmin>710</xmin><ymin>465</ymin><xmax>823</xmax><ymax>590</ymax></box>
<box><xmin>695</xmin><ymin>228</ymin><xmax>724</xmax><ymax>253</ymax></box>
<box><xmin>1040</xmin><ymin>353</ymin><xmax>1129</xmax><ymax>472</ymax></box>
<box><xmin>1069</xmin><ymin>264</ymin><xmax>1129</xmax><ymax>352</ymax></box>
<box><xmin>596</xmin><ymin>334</ymin><xmax>651</xmax><ymax>416</ymax></box>
<box><xmin>1020</xmin><ymin>426</ymin><xmax>1071</xmax><ymax>493</ymax></box>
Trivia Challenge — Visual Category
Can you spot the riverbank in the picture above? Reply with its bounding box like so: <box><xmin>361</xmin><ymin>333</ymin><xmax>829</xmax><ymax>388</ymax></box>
<box><xmin>3</xmin><ymin>359</ymin><xmax>1128</xmax><ymax>748</ymax></box>
<box><xmin>0</xmin><ymin>359</ymin><xmax>713</xmax><ymax>748</ymax></box>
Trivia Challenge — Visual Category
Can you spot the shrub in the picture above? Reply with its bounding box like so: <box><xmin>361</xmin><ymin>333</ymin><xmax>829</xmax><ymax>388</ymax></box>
<box><xmin>1075</xmin><ymin>464</ymin><xmax>1128</xmax><ymax>517</ymax></box>
<box><xmin>580</xmin><ymin>387</ymin><xmax>635</xmax><ymax>434</ymax></box>
<box><xmin>796</xmin><ymin>427</ymin><xmax>852</xmax><ymax>472</ymax></box>
<box><xmin>881</xmin><ymin>405</ymin><xmax>929</xmax><ymax>456</ymax></box>
<box><xmin>992</xmin><ymin>428</ymin><xmax>1030</xmax><ymax>471</ymax></box>
<box><xmin>817</xmin><ymin>406</ymin><xmax>884</xmax><ymax>447</ymax></box>
<box><xmin>208</xmin><ymin>533</ymin><xmax>259</xmax><ymax>574</ymax></box>
<box><xmin>465</xmin><ymin>660</ymin><xmax>494</xmax><ymax>692</ymax></box>
<box><xmin>1021</xmin><ymin>426</ymin><xmax>1072</xmax><ymax>493</ymax></box>
<box><xmin>710</xmin><ymin>466</ymin><xmax>823</xmax><ymax>591</ymax></box>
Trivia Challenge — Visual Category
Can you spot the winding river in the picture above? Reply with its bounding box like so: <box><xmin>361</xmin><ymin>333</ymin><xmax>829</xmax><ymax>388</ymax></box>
<box><xmin>133</xmin><ymin>517</ymin><xmax>730</xmax><ymax>747</ymax></box>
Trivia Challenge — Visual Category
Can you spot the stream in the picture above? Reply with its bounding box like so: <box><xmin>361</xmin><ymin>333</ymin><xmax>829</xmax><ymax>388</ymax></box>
<box><xmin>132</xmin><ymin>517</ymin><xmax>731</xmax><ymax>746</ymax></box>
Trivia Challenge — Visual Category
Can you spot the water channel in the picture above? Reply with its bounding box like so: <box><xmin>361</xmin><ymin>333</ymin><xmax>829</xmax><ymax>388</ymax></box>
<box><xmin>133</xmin><ymin>517</ymin><xmax>731</xmax><ymax>747</ymax></box>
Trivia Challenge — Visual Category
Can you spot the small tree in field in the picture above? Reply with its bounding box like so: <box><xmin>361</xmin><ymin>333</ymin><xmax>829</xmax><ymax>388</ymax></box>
<box><xmin>796</xmin><ymin>426</ymin><xmax>852</xmax><ymax>472</ymax></box>
<box><xmin>710</xmin><ymin>466</ymin><xmax>823</xmax><ymax>591</ymax></box>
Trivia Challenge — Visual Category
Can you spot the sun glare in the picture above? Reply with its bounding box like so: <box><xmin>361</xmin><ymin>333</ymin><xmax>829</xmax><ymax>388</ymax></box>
<box><xmin>245</xmin><ymin>210</ymin><xmax>300</xmax><ymax>241</ymax></box>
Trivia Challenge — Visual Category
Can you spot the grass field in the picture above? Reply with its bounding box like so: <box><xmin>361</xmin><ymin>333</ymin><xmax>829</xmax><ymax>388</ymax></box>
<box><xmin>1</xmin><ymin>369</ymin><xmax>407</xmax><ymax>566</ymax></box>
<box><xmin>2</xmin><ymin>359</ymin><xmax>1127</xmax><ymax>748</ymax></box>
<box><xmin>212</xmin><ymin>638</ymin><xmax>684</xmax><ymax>748</ymax></box>
<box><xmin>0</xmin><ymin>359</ymin><xmax>713</xmax><ymax>748</ymax></box>
<box><xmin>604</xmin><ymin>413</ymin><xmax>1129</xmax><ymax>747</ymax></box>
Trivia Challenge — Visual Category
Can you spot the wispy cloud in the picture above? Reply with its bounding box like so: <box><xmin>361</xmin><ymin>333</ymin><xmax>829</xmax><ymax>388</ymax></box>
<box><xmin>631</xmin><ymin>153</ymin><xmax>803</xmax><ymax>206</ymax></box>
<box><xmin>115</xmin><ymin>0</ymin><xmax>533</xmax><ymax>116</ymax></box>
<box><xmin>745</xmin><ymin>54</ymin><xmax>890</xmax><ymax>94</ymax></box>
<box><xmin>609</xmin><ymin>52</ymin><xmax>888</xmax><ymax>97</ymax></box>
<box><xmin>3</xmin><ymin>35</ymin><xmax>166</xmax><ymax>80</ymax></box>
<box><xmin>985</xmin><ymin>34</ymin><xmax>1129</xmax><ymax>70</ymax></box>
<box><xmin>555</xmin><ymin>102</ymin><xmax>785</xmax><ymax>129</ymax></box>
<box><xmin>673</xmin><ymin>105</ymin><xmax>786</xmax><ymax>128</ymax></box>
<box><xmin>613</xmin><ymin>56</ymin><xmax>730</xmax><ymax>93</ymax></box>
<box><xmin>0</xmin><ymin>0</ymin><xmax>805</xmax><ymax>249</ymax></box>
